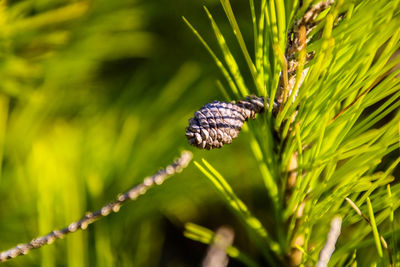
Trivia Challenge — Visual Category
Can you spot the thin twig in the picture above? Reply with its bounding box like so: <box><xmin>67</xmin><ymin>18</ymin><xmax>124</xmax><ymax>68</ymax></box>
<box><xmin>0</xmin><ymin>151</ymin><xmax>193</xmax><ymax>263</ymax></box>
<box><xmin>330</xmin><ymin>73</ymin><xmax>387</xmax><ymax>122</ymax></box>
<box><xmin>316</xmin><ymin>216</ymin><xmax>342</xmax><ymax>267</ymax></box>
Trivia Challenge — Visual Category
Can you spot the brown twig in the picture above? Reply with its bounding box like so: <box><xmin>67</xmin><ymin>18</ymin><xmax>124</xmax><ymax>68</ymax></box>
<box><xmin>330</xmin><ymin>74</ymin><xmax>387</xmax><ymax>122</ymax></box>
<box><xmin>0</xmin><ymin>151</ymin><xmax>193</xmax><ymax>263</ymax></box>
<box><xmin>277</xmin><ymin>0</ymin><xmax>334</xmax><ymax>105</ymax></box>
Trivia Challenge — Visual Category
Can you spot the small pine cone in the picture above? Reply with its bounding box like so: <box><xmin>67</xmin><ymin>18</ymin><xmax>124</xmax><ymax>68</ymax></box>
<box><xmin>186</xmin><ymin>96</ymin><xmax>269</xmax><ymax>150</ymax></box>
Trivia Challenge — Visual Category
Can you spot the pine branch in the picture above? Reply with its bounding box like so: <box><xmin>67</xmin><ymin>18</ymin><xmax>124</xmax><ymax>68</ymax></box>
<box><xmin>0</xmin><ymin>151</ymin><xmax>193</xmax><ymax>263</ymax></box>
<box><xmin>274</xmin><ymin>2</ymin><xmax>335</xmax><ymax>265</ymax></box>
<box><xmin>276</xmin><ymin>0</ymin><xmax>334</xmax><ymax>105</ymax></box>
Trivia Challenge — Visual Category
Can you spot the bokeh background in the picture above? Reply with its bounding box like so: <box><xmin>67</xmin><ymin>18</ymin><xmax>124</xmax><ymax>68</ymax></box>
<box><xmin>0</xmin><ymin>0</ymin><xmax>269</xmax><ymax>266</ymax></box>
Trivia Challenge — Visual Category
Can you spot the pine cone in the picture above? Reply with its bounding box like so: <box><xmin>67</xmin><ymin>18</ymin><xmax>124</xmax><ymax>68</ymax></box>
<box><xmin>186</xmin><ymin>96</ymin><xmax>272</xmax><ymax>150</ymax></box>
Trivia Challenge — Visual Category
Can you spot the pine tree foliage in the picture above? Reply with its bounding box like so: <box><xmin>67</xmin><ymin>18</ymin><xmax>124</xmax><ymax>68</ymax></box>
<box><xmin>184</xmin><ymin>0</ymin><xmax>400</xmax><ymax>266</ymax></box>
<box><xmin>0</xmin><ymin>0</ymin><xmax>399</xmax><ymax>266</ymax></box>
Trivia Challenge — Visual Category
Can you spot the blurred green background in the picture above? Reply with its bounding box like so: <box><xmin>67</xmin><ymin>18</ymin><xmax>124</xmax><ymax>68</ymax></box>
<box><xmin>0</xmin><ymin>0</ymin><xmax>268</xmax><ymax>266</ymax></box>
